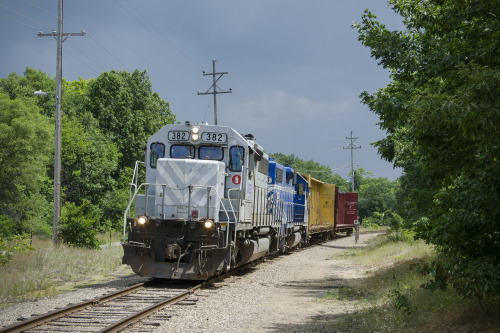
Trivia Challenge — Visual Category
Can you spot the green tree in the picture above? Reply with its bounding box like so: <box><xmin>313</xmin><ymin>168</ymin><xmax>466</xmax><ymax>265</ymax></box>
<box><xmin>84</xmin><ymin>70</ymin><xmax>175</xmax><ymax>169</ymax></box>
<box><xmin>61</xmin><ymin>117</ymin><xmax>119</xmax><ymax>207</ymax></box>
<box><xmin>0</xmin><ymin>67</ymin><xmax>57</xmax><ymax>117</ymax></box>
<box><xmin>347</xmin><ymin>168</ymin><xmax>371</xmax><ymax>191</ymax></box>
<box><xmin>0</xmin><ymin>93</ymin><xmax>53</xmax><ymax>235</ymax></box>
<box><xmin>354</xmin><ymin>0</ymin><xmax>500</xmax><ymax>298</ymax></box>
<box><xmin>99</xmin><ymin>166</ymin><xmax>136</xmax><ymax>231</ymax></box>
<box><xmin>0</xmin><ymin>68</ymin><xmax>177</xmax><ymax>236</ymax></box>
<box><xmin>358</xmin><ymin>175</ymin><xmax>397</xmax><ymax>220</ymax></box>
<box><xmin>270</xmin><ymin>153</ymin><xmax>349</xmax><ymax>189</ymax></box>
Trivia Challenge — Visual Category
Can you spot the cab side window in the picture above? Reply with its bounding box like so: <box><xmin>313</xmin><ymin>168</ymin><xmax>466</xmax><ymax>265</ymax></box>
<box><xmin>297</xmin><ymin>183</ymin><xmax>304</xmax><ymax>196</ymax></box>
<box><xmin>229</xmin><ymin>146</ymin><xmax>244</xmax><ymax>172</ymax></box>
<box><xmin>150</xmin><ymin>142</ymin><xmax>165</xmax><ymax>168</ymax></box>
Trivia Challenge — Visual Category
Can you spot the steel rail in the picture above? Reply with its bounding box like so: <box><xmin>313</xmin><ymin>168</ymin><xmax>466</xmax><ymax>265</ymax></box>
<box><xmin>98</xmin><ymin>283</ymin><xmax>202</xmax><ymax>333</ymax></box>
<box><xmin>0</xmin><ymin>282</ymin><xmax>146</xmax><ymax>333</ymax></box>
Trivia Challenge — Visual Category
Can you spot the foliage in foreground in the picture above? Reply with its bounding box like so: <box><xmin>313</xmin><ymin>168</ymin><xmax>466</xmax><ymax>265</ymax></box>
<box><xmin>323</xmin><ymin>233</ymin><xmax>500</xmax><ymax>333</ymax></box>
<box><xmin>354</xmin><ymin>0</ymin><xmax>500</xmax><ymax>299</ymax></box>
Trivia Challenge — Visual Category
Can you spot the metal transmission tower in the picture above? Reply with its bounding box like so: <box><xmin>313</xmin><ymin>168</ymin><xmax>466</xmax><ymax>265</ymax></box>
<box><xmin>344</xmin><ymin>131</ymin><xmax>361</xmax><ymax>192</ymax></box>
<box><xmin>197</xmin><ymin>59</ymin><xmax>232</xmax><ymax>125</ymax></box>
<box><xmin>37</xmin><ymin>0</ymin><xmax>85</xmax><ymax>245</ymax></box>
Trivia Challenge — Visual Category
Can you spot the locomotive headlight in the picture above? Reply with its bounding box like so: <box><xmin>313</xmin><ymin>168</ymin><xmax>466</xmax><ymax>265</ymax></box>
<box><xmin>137</xmin><ymin>216</ymin><xmax>148</xmax><ymax>225</ymax></box>
<box><xmin>204</xmin><ymin>219</ymin><xmax>214</xmax><ymax>229</ymax></box>
<box><xmin>191</xmin><ymin>126</ymin><xmax>200</xmax><ymax>141</ymax></box>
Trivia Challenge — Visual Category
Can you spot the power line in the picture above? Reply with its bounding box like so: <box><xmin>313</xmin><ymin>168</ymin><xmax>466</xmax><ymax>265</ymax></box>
<box><xmin>118</xmin><ymin>0</ymin><xmax>203</xmax><ymax>71</ymax></box>
<box><xmin>12</xmin><ymin>1</ymin><xmax>197</xmax><ymax>117</ymax></box>
<box><xmin>314</xmin><ymin>136</ymin><xmax>346</xmax><ymax>140</ymax></box>
<box><xmin>314</xmin><ymin>147</ymin><xmax>344</xmax><ymax>152</ymax></box>
<box><xmin>332</xmin><ymin>164</ymin><xmax>353</xmax><ymax>172</ymax></box>
<box><xmin>2</xmin><ymin>3</ymin><xmax>105</xmax><ymax>77</ymax></box>
<box><xmin>21</xmin><ymin>0</ymin><xmax>119</xmax><ymax>76</ymax></box>
<box><xmin>69</xmin><ymin>2</ymin><xmax>162</xmax><ymax>72</ymax></box>
<box><xmin>24</xmin><ymin>0</ymin><xmax>58</xmax><ymax>20</ymax></box>
<box><xmin>0</xmin><ymin>4</ymin><xmax>53</xmax><ymax>29</ymax></box>
<box><xmin>85</xmin><ymin>32</ymin><xmax>131</xmax><ymax>71</ymax></box>
<box><xmin>0</xmin><ymin>10</ymin><xmax>33</xmax><ymax>29</ymax></box>
<box><xmin>65</xmin><ymin>39</ymin><xmax>104</xmax><ymax>74</ymax></box>
<box><xmin>67</xmin><ymin>1</ymin><xmax>194</xmax><ymax>116</ymax></box>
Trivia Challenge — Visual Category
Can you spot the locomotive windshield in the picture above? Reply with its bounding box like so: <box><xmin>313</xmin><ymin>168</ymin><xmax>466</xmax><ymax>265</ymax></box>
<box><xmin>170</xmin><ymin>145</ymin><xmax>195</xmax><ymax>159</ymax></box>
<box><xmin>199</xmin><ymin>146</ymin><xmax>224</xmax><ymax>160</ymax></box>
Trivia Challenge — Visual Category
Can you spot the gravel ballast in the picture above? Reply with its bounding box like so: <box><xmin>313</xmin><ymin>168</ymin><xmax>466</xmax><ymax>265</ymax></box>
<box><xmin>0</xmin><ymin>232</ymin><xmax>380</xmax><ymax>332</ymax></box>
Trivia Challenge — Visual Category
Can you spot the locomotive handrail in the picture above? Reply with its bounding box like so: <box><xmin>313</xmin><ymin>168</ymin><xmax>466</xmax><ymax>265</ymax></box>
<box><xmin>226</xmin><ymin>164</ymin><xmax>247</xmax><ymax>238</ymax></box>
<box><xmin>187</xmin><ymin>184</ymin><xmax>233</xmax><ymax>248</ymax></box>
<box><xmin>123</xmin><ymin>182</ymin><xmax>146</xmax><ymax>241</ymax></box>
<box><xmin>187</xmin><ymin>184</ymin><xmax>230</xmax><ymax>220</ymax></box>
<box><xmin>227</xmin><ymin>188</ymin><xmax>240</xmax><ymax>221</ymax></box>
<box><xmin>122</xmin><ymin>182</ymin><xmax>235</xmax><ymax>244</ymax></box>
<box><xmin>127</xmin><ymin>161</ymin><xmax>145</xmax><ymax>218</ymax></box>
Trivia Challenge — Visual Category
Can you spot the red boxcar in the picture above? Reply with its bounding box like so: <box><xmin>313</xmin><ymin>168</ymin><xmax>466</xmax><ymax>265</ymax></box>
<box><xmin>335</xmin><ymin>190</ymin><xmax>358</xmax><ymax>233</ymax></box>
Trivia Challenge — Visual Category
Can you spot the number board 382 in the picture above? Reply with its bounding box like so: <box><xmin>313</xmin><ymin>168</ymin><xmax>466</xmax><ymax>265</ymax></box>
<box><xmin>202</xmin><ymin>132</ymin><xmax>227</xmax><ymax>143</ymax></box>
<box><xmin>168</xmin><ymin>131</ymin><xmax>189</xmax><ymax>141</ymax></box>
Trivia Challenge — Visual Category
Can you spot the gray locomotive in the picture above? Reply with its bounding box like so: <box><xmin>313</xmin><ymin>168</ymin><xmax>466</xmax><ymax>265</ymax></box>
<box><xmin>121</xmin><ymin>122</ymin><xmax>308</xmax><ymax>280</ymax></box>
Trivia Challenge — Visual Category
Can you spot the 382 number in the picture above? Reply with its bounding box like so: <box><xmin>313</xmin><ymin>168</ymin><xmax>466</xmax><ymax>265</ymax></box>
<box><xmin>202</xmin><ymin>132</ymin><xmax>227</xmax><ymax>143</ymax></box>
<box><xmin>168</xmin><ymin>131</ymin><xmax>188</xmax><ymax>141</ymax></box>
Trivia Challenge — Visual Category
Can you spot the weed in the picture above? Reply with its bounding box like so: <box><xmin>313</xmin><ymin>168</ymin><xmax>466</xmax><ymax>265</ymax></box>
<box><xmin>0</xmin><ymin>232</ymin><xmax>128</xmax><ymax>304</ymax></box>
<box><xmin>389</xmin><ymin>277</ymin><xmax>412</xmax><ymax>315</ymax></box>
<box><xmin>0</xmin><ymin>234</ymin><xmax>34</xmax><ymax>265</ymax></box>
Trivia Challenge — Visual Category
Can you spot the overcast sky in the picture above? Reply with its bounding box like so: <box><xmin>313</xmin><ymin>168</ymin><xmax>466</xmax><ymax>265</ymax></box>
<box><xmin>0</xmin><ymin>0</ymin><xmax>404</xmax><ymax>180</ymax></box>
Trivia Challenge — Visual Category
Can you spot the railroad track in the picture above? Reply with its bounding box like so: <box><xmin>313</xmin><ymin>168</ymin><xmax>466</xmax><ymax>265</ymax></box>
<box><xmin>0</xmin><ymin>236</ymin><xmax>350</xmax><ymax>333</ymax></box>
<box><xmin>0</xmin><ymin>259</ymin><xmax>275</xmax><ymax>333</ymax></box>
<box><xmin>0</xmin><ymin>280</ymin><xmax>201</xmax><ymax>333</ymax></box>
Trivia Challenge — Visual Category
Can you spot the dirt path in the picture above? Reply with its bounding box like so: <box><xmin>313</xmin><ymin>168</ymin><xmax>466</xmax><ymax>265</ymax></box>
<box><xmin>155</xmin><ymin>231</ymin><xmax>382</xmax><ymax>333</ymax></box>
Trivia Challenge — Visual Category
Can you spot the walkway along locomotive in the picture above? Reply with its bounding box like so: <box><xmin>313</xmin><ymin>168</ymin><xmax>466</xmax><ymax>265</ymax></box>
<box><xmin>121</xmin><ymin>122</ymin><xmax>358</xmax><ymax>280</ymax></box>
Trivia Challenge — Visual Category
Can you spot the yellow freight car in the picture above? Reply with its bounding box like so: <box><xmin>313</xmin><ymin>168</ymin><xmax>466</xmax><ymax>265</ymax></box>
<box><xmin>300</xmin><ymin>174</ymin><xmax>336</xmax><ymax>236</ymax></box>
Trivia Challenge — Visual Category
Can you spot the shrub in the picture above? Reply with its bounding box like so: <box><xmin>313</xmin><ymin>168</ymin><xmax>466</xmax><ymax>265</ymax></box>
<box><xmin>0</xmin><ymin>214</ymin><xmax>16</xmax><ymax>237</ymax></box>
<box><xmin>363</xmin><ymin>212</ymin><xmax>384</xmax><ymax>226</ymax></box>
<box><xmin>387</xmin><ymin>228</ymin><xmax>416</xmax><ymax>244</ymax></box>
<box><xmin>59</xmin><ymin>200</ymin><xmax>103</xmax><ymax>249</ymax></box>
<box><xmin>0</xmin><ymin>233</ymin><xmax>34</xmax><ymax>265</ymax></box>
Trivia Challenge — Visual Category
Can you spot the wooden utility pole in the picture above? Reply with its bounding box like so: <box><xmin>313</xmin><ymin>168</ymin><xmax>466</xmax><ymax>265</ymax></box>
<box><xmin>197</xmin><ymin>60</ymin><xmax>232</xmax><ymax>125</ymax></box>
<box><xmin>38</xmin><ymin>0</ymin><xmax>85</xmax><ymax>245</ymax></box>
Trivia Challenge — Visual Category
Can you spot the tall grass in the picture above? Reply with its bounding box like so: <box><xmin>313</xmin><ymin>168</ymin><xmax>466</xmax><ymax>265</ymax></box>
<box><xmin>0</xmin><ymin>233</ymin><xmax>128</xmax><ymax>304</ymax></box>
<box><xmin>323</xmin><ymin>232</ymin><xmax>500</xmax><ymax>332</ymax></box>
